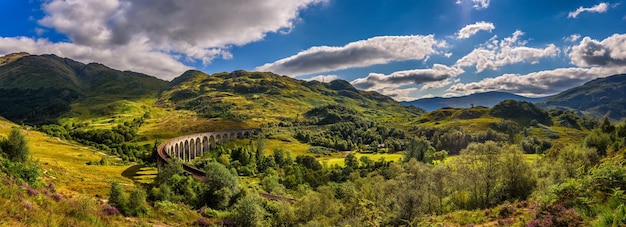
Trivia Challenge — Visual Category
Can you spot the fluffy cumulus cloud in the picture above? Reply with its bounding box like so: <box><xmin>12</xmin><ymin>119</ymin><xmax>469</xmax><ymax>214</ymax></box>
<box><xmin>351</xmin><ymin>64</ymin><xmax>464</xmax><ymax>92</ymax></box>
<box><xmin>0</xmin><ymin>0</ymin><xmax>325</xmax><ymax>79</ymax></box>
<box><xmin>457</xmin><ymin>21</ymin><xmax>495</xmax><ymax>39</ymax></box>
<box><xmin>448</xmin><ymin>66</ymin><xmax>626</xmax><ymax>97</ymax></box>
<box><xmin>568</xmin><ymin>3</ymin><xmax>609</xmax><ymax>18</ymax></box>
<box><xmin>255</xmin><ymin>35</ymin><xmax>447</xmax><ymax>77</ymax></box>
<box><xmin>570</xmin><ymin>34</ymin><xmax>626</xmax><ymax>67</ymax></box>
<box><xmin>455</xmin><ymin>30</ymin><xmax>559</xmax><ymax>73</ymax></box>
<box><xmin>456</xmin><ymin>0</ymin><xmax>490</xmax><ymax>9</ymax></box>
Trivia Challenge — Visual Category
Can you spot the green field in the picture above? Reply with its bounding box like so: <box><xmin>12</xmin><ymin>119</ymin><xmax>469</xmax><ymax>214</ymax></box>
<box><xmin>320</xmin><ymin>152</ymin><xmax>404</xmax><ymax>167</ymax></box>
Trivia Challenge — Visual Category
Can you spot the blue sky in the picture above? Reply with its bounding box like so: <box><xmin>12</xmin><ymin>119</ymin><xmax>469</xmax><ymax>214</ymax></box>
<box><xmin>1</xmin><ymin>0</ymin><xmax>625</xmax><ymax>101</ymax></box>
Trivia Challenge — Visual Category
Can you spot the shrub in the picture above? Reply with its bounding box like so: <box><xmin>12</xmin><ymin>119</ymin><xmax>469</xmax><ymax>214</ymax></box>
<box><xmin>101</xmin><ymin>204</ymin><xmax>121</xmax><ymax>216</ymax></box>
<box><xmin>128</xmin><ymin>188</ymin><xmax>149</xmax><ymax>216</ymax></box>
<box><xmin>108</xmin><ymin>182</ymin><xmax>128</xmax><ymax>215</ymax></box>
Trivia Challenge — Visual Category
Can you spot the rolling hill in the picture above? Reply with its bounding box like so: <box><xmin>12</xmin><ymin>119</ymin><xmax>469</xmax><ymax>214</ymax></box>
<box><xmin>539</xmin><ymin>74</ymin><xmax>626</xmax><ymax>120</ymax></box>
<box><xmin>402</xmin><ymin>91</ymin><xmax>545</xmax><ymax>112</ymax></box>
<box><xmin>0</xmin><ymin>53</ymin><xmax>168</xmax><ymax>125</ymax></box>
<box><xmin>157</xmin><ymin>69</ymin><xmax>424</xmax><ymax>127</ymax></box>
<box><xmin>0</xmin><ymin>52</ymin><xmax>424</xmax><ymax>139</ymax></box>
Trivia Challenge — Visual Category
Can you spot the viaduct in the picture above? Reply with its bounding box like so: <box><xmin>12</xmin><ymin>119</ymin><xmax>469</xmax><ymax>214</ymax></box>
<box><xmin>156</xmin><ymin>128</ymin><xmax>259</xmax><ymax>180</ymax></box>
<box><xmin>155</xmin><ymin>128</ymin><xmax>297</xmax><ymax>203</ymax></box>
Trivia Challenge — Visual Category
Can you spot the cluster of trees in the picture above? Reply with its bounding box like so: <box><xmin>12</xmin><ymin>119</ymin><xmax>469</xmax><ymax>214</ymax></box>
<box><xmin>293</xmin><ymin>105</ymin><xmax>408</xmax><ymax>152</ymax></box>
<box><xmin>413</xmin><ymin>126</ymin><xmax>510</xmax><ymax>155</ymax></box>
<box><xmin>193</xmin><ymin>140</ymin><xmax>534</xmax><ymax>226</ymax></box>
<box><xmin>108</xmin><ymin>181</ymin><xmax>149</xmax><ymax>216</ymax></box>
<box><xmin>0</xmin><ymin>128</ymin><xmax>40</xmax><ymax>185</ymax></box>
<box><xmin>549</xmin><ymin>109</ymin><xmax>598</xmax><ymax>130</ymax></box>
<box><xmin>490</xmin><ymin>100</ymin><xmax>552</xmax><ymax>125</ymax></box>
<box><xmin>39</xmin><ymin>117</ymin><xmax>154</xmax><ymax>163</ymax></box>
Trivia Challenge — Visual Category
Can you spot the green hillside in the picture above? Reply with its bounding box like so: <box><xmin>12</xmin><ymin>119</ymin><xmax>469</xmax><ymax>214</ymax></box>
<box><xmin>0</xmin><ymin>53</ymin><xmax>168</xmax><ymax>125</ymax></box>
<box><xmin>539</xmin><ymin>74</ymin><xmax>626</xmax><ymax>120</ymax></box>
<box><xmin>157</xmin><ymin>69</ymin><xmax>424</xmax><ymax>127</ymax></box>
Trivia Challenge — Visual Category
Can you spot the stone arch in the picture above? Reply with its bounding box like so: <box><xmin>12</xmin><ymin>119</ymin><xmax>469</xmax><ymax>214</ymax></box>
<box><xmin>228</xmin><ymin>132</ymin><xmax>234</xmax><ymax>141</ymax></box>
<box><xmin>195</xmin><ymin>138</ymin><xmax>201</xmax><ymax>158</ymax></box>
<box><xmin>190</xmin><ymin>138</ymin><xmax>196</xmax><ymax>160</ymax></box>
<box><xmin>216</xmin><ymin>134</ymin><xmax>222</xmax><ymax>145</ymax></box>
<box><xmin>175</xmin><ymin>143</ymin><xmax>180</xmax><ymax>159</ymax></box>
<box><xmin>202</xmin><ymin>136</ymin><xmax>209</xmax><ymax>155</ymax></box>
<box><xmin>184</xmin><ymin>140</ymin><xmax>189</xmax><ymax>161</ymax></box>
<box><xmin>210</xmin><ymin>135</ymin><xmax>216</xmax><ymax>149</ymax></box>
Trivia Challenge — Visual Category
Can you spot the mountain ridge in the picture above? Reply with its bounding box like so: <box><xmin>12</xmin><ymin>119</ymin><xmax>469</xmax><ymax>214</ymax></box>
<box><xmin>402</xmin><ymin>91</ymin><xmax>546</xmax><ymax>112</ymax></box>
<box><xmin>539</xmin><ymin>74</ymin><xmax>626</xmax><ymax>120</ymax></box>
<box><xmin>0</xmin><ymin>53</ymin><xmax>168</xmax><ymax>124</ymax></box>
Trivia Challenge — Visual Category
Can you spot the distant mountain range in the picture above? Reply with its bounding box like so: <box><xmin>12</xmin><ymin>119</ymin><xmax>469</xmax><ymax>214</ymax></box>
<box><xmin>402</xmin><ymin>91</ymin><xmax>546</xmax><ymax>112</ymax></box>
<box><xmin>538</xmin><ymin>74</ymin><xmax>626</xmax><ymax>120</ymax></box>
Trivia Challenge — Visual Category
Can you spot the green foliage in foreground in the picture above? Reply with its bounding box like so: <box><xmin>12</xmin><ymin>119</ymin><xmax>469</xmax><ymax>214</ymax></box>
<box><xmin>0</xmin><ymin>128</ymin><xmax>40</xmax><ymax>185</ymax></box>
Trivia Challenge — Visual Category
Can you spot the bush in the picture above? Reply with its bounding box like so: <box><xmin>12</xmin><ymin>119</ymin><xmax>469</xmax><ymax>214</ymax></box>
<box><xmin>108</xmin><ymin>182</ymin><xmax>128</xmax><ymax>215</ymax></box>
<box><xmin>128</xmin><ymin>188</ymin><xmax>149</xmax><ymax>216</ymax></box>
<box><xmin>0</xmin><ymin>128</ymin><xmax>29</xmax><ymax>163</ymax></box>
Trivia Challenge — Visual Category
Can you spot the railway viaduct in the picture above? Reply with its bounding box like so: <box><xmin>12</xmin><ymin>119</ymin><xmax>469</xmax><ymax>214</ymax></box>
<box><xmin>156</xmin><ymin>128</ymin><xmax>259</xmax><ymax>179</ymax></box>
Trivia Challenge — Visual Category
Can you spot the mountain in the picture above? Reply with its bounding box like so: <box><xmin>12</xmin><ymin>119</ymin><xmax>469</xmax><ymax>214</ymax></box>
<box><xmin>0</xmin><ymin>52</ymin><xmax>423</xmax><ymax>131</ymax></box>
<box><xmin>402</xmin><ymin>91</ymin><xmax>545</xmax><ymax>112</ymax></box>
<box><xmin>157</xmin><ymin>69</ymin><xmax>424</xmax><ymax>126</ymax></box>
<box><xmin>0</xmin><ymin>53</ymin><xmax>168</xmax><ymax>125</ymax></box>
<box><xmin>539</xmin><ymin>74</ymin><xmax>626</xmax><ymax>120</ymax></box>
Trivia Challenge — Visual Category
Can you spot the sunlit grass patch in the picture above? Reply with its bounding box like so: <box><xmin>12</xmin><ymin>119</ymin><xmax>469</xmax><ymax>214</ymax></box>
<box><xmin>265</xmin><ymin>139</ymin><xmax>310</xmax><ymax>157</ymax></box>
<box><xmin>320</xmin><ymin>152</ymin><xmax>403</xmax><ymax>167</ymax></box>
<box><xmin>0</xmin><ymin>119</ymin><xmax>135</xmax><ymax>197</ymax></box>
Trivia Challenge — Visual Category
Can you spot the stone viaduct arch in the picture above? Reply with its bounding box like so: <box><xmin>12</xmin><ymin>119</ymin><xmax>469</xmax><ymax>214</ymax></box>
<box><xmin>156</xmin><ymin>128</ymin><xmax>259</xmax><ymax>179</ymax></box>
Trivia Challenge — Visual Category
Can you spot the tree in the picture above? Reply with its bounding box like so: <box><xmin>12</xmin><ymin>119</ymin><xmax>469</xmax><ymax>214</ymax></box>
<box><xmin>204</xmin><ymin>162</ymin><xmax>239</xmax><ymax>208</ymax></box>
<box><xmin>0</xmin><ymin>128</ymin><xmax>29</xmax><ymax>163</ymax></box>
<box><xmin>109</xmin><ymin>181</ymin><xmax>128</xmax><ymax>215</ymax></box>
<box><xmin>345</xmin><ymin>153</ymin><xmax>359</xmax><ymax>170</ymax></box>
<box><xmin>457</xmin><ymin>141</ymin><xmax>502</xmax><ymax>209</ymax></box>
<box><xmin>128</xmin><ymin>188</ymin><xmax>149</xmax><ymax>216</ymax></box>
<box><xmin>500</xmin><ymin>145</ymin><xmax>535</xmax><ymax>200</ymax></box>
<box><xmin>231</xmin><ymin>194</ymin><xmax>267</xmax><ymax>227</ymax></box>
<box><xmin>404</xmin><ymin>137</ymin><xmax>431</xmax><ymax>163</ymax></box>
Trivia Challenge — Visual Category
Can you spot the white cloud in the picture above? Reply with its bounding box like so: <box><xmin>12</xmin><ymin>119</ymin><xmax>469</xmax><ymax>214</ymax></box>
<box><xmin>378</xmin><ymin>88</ymin><xmax>419</xmax><ymax>102</ymax></box>
<box><xmin>457</xmin><ymin>21</ymin><xmax>495</xmax><ymax>39</ymax></box>
<box><xmin>570</xmin><ymin>34</ymin><xmax>626</xmax><ymax>67</ymax></box>
<box><xmin>351</xmin><ymin>64</ymin><xmax>464</xmax><ymax>95</ymax></box>
<box><xmin>568</xmin><ymin>3</ymin><xmax>609</xmax><ymax>18</ymax></box>
<box><xmin>564</xmin><ymin>34</ymin><xmax>581</xmax><ymax>43</ymax></box>
<box><xmin>305</xmin><ymin>75</ymin><xmax>339</xmax><ymax>82</ymax></box>
<box><xmin>421</xmin><ymin>94</ymin><xmax>435</xmax><ymax>99</ymax></box>
<box><xmin>455</xmin><ymin>0</ymin><xmax>490</xmax><ymax>9</ymax></box>
<box><xmin>455</xmin><ymin>30</ymin><xmax>559</xmax><ymax>73</ymax></box>
<box><xmin>0</xmin><ymin>0</ymin><xmax>325</xmax><ymax>79</ymax></box>
<box><xmin>255</xmin><ymin>35</ymin><xmax>446</xmax><ymax>77</ymax></box>
<box><xmin>448</xmin><ymin>66</ymin><xmax>626</xmax><ymax>97</ymax></box>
